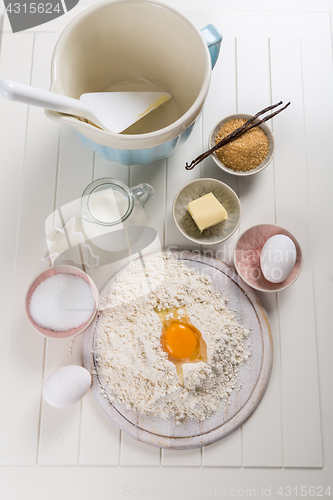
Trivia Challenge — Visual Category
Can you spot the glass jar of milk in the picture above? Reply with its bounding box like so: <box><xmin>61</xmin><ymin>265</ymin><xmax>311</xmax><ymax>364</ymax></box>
<box><xmin>81</xmin><ymin>178</ymin><xmax>154</xmax><ymax>252</ymax></box>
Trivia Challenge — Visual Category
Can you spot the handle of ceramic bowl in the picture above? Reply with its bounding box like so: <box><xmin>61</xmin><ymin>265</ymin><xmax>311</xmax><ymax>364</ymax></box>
<box><xmin>200</xmin><ymin>24</ymin><xmax>222</xmax><ymax>69</ymax></box>
<box><xmin>131</xmin><ymin>183</ymin><xmax>154</xmax><ymax>207</ymax></box>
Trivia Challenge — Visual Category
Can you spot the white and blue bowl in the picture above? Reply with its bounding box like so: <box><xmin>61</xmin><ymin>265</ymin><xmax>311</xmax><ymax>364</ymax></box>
<box><xmin>45</xmin><ymin>0</ymin><xmax>222</xmax><ymax>165</ymax></box>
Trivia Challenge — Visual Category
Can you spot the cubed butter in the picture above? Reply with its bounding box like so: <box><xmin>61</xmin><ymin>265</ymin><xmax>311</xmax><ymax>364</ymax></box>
<box><xmin>188</xmin><ymin>193</ymin><xmax>228</xmax><ymax>232</ymax></box>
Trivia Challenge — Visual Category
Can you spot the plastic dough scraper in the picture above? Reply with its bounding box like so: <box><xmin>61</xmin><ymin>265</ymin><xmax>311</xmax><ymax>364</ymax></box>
<box><xmin>0</xmin><ymin>79</ymin><xmax>172</xmax><ymax>133</ymax></box>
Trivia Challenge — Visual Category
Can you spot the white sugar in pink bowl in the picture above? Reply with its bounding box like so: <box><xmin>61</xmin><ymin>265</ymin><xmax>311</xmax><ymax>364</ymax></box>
<box><xmin>26</xmin><ymin>266</ymin><xmax>99</xmax><ymax>339</ymax></box>
<box><xmin>29</xmin><ymin>273</ymin><xmax>95</xmax><ymax>331</ymax></box>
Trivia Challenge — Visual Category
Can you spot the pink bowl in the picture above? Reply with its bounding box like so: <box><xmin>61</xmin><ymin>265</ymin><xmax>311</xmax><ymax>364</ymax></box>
<box><xmin>234</xmin><ymin>224</ymin><xmax>302</xmax><ymax>292</ymax></box>
<box><xmin>26</xmin><ymin>265</ymin><xmax>99</xmax><ymax>339</ymax></box>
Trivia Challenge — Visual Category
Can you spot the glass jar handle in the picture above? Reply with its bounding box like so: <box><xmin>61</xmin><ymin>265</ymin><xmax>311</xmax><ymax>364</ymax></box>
<box><xmin>130</xmin><ymin>183</ymin><xmax>154</xmax><ymax>207</ymax></box>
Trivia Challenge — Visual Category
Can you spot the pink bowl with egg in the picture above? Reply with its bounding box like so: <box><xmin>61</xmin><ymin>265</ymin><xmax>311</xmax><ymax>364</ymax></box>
<box><xmin>234</xmin><ymin>224</ymin><xmax>302</xmax><ymax>292</ymax></box>
<box><xmin>26</xmin><ymin>265</ymin><xmax>99</xmax><ymax>339</ymax></box>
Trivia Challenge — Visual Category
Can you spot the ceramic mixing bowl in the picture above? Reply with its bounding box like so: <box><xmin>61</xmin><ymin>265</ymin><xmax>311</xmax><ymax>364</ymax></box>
<box><xmin>45</xmin><ymin>0</ymin><xmax>222</xmax><ymax>165</ymax></box>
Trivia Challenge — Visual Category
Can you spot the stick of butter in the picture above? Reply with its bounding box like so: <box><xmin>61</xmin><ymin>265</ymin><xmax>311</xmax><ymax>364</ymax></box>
<box><xmin>188</xmin><ymin>193</ymin><xmax>228</xmax><ymax>232</ymax></box>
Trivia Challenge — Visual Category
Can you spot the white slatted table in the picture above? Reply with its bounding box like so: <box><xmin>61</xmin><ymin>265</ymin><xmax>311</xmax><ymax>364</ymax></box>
<box><xmin>0</xmin><ymin>0</ymin><xmax>332</xmax><ymax>498</ymax></box>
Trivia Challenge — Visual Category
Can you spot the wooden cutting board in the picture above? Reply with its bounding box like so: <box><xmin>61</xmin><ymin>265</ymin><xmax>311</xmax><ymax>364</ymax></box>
<box><xmin>82</xmin><ymin>250</ymin><xmax>273</xmax><ymax>450</ymax></box>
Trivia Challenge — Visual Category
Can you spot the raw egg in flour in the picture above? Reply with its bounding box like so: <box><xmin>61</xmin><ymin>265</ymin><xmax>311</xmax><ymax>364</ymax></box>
<box><xmin>156</xmin><ymin>308</ymin><xmax>207</xmax><ymax>385</ymax></box>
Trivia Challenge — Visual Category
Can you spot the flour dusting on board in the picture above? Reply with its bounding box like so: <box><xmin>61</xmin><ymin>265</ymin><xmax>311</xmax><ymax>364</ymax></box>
<box><xmin>94</xmin><ymin>252</ymin><xmax>251</xmax><ymax>423</ymax></box>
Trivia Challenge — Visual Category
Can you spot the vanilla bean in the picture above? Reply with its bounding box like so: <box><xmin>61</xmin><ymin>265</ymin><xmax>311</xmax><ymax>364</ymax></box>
<box><xmin>185</xmin><ymin>101</ymin><xmax>290</xmax><ymax>170</ymax></box>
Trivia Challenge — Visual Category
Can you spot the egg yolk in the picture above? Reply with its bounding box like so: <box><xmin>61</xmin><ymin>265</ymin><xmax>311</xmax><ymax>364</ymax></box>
<box><xmin>157</xmin><ymin>307</ymin><xmax>207</xmax><ymax>386</ymax></box>
<box><xmin>162</xmin><ymin>323</ymin><xmax>198</xmax><ymax>361</ymax></box>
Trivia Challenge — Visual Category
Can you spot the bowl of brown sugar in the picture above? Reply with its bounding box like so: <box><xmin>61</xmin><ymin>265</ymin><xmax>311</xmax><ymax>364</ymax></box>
<box><xmin>208</xmin><ymin>113</ymin><xmax>274</xmax><ymax>176</ymax></box>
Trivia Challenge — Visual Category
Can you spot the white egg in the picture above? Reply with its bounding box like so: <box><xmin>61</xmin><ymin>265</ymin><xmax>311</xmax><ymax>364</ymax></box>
<box><xmin>260</xmin><ymin>235</ymin><xmax>297</xmax><ymax>283</ymax></box>
<box><xmin>43</xmin><ymin>365</ymin><xmax>91</xmax><ymax>408</ymax></box>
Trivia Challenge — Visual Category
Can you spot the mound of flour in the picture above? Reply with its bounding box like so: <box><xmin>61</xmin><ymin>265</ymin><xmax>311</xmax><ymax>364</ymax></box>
<box><xmin>95</xmin><ymin>252</ymin><xmax>250</xmax><ymax>422</ymax></box>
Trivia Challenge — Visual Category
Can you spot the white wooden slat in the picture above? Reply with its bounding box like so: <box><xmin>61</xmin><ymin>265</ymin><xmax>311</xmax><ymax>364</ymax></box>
<box><xmin>164</xmin><ymin>118</ymin><xmax>203</xmax><ymax>251</ymax></box>
<box><xmin>301</xmin><ymin>16</ymin><xmax>333</xmax><ymax>473</ymax></box>
<box><xmin>117</xmin><ymin>162</ymin><xmax>166</xmax><ymax>466</ymax></box>
<box><xmin>1</xmin><ymin>463</ymin><xmax>333</xmax><ymax>500</ymax></box>
<box><xmin>0</xmin><ymin>33</ymin><xmax>60</xmax><ymax>465</ymax></box>
<box><xmin>244</xmin><ymin>290</ymin><xmax>283</xmax><ymax>461</ymax></box>
<box><xmin>162</xmin><ymin>447</ymin><xmax>201</xmax><ymax>467</ymax></box>
<box><xmin>201</xmin><ymin>35</ymin><xmax>242</xmax><ymax>465</ymax></box>
<box><xmin>25</xmin><ymin>33</ymin><xmax>81</xmax><ymax>466</ymax></box>
<box><xmin>213</xmin><ymin>10</ymin><xmax>325</xmax><ymax>40</ymax></box>
<box><xmin>38</xmin><ymin>116</ymin><xmax>94</xmax><ymax>465</ymax></box>
<box><xmin>94</xmin><ymin>155</ymin><xmax>129</xmax><ymax>185</ymax></box>
<box><xmin>38</xmin><ymin>337</ymin><xmax>83</xmax><ymax>465</ymax></box>
<box><xmin>203</xmin><ymin>431</ymin><xmax>242</xmax><ymax>467</ymax></box>
<box><xmin>78</xmin><ymin>156</ymin><xmax>127</xmax><ymax>465</ymax></box>
<box><xmin>202</xmin><ymin>36</ymin><xmax>282</xmax><ymax>468</ymax></box>
<box><xmin>162</xmin><ymin>116</ymin><xmax>202</xmax><ymax>467</ymax></box>
<box><xmin>130</xmin><ymin>161</ymin><xmax>166</xmax><ymax>250</ymax></box>
<box><xmin>161</xmin><ymin>448</ymin><xmax>202</xmax><ymax>467</ymax></box>
<box><xmin>270</xmin><ymin>38</ymin><xmax>322</xmax><ymax>468</ymax></box>
<box><xmin>121</xmin><ymin>433</ymin><xmax>160</xmax><ymax>466</ymax></box>
<box><xmin>2</xmin><ymin>9</ymin><xmax>8</xmax><ymax>32</ymax></box>
<box><xmin>80</xmin><ymin>390</ymin><xmax>121</xmax><ymax>466</ymax></box>
<box><xmin>236</xmin><ymin>37</ymin><xmax>276</xmax><ymax>228</ymax></box>
<box><xmin>201</xmin><ymin>36</ymin><xmax>237</xmax><ymax>136</ymax></box>
<box><xmin>236</xmin><ymin>37</ymin><xmax>283</xmax><ymax>467</ymax></box>
<box><xmin>0</xmin><ymin>34</ymin><xmax>34</xmax><ymax>409</ymax></box>
<box><xmin>0</xmin><ymin>33</ymin><xmax>34</xmax><ymax>438</ymax></box>
<box><xmin>241</xmin><ymin>288</ymin><xmax>283</xmax><ymax>465</ymax></box>
<box><xmin>201</xmin><ymin>36</ymin><xmax>240</xmax><ymax>268</ymax></box>
<box><xmin>1</xmin><ymin>10</ymin><xmax>10</xmax><ymax>31</ymax></box>
<box><xmin>178</xmin><ymin>0</ymin><xmax>333</xmax><ymax>10</ymax></box>
<box><xmin>0</xmin><ymin>0</ymin><xmax>4</xmax><ymax>33</ymax></box>
<box><xmin>55</xmin><ymin>126</ymin><xmax>94</xmax><ymax>208</ymax></box>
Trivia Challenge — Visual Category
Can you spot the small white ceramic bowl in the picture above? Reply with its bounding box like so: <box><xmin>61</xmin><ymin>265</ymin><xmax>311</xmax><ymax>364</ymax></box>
<box><xmin>208</xmin><ymin>113</ymin><xmax>275</xmax><ymax>176</ymax></box>
<box><xmin>26</xmin><ymin>265</ymin><xmax>99</xmax><ymax>339</ymax></box>
<box><xmin>172</xmin><ymin>178</ymin><xmax>241</xmax><ymax>245</ymax></box>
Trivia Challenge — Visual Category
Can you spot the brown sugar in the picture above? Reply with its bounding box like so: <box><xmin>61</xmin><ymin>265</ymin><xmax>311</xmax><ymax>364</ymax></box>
<box><xmin>215</xmin><ymin>118</ymin><xmax>269</xmax><ymax>172</ymax></box>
